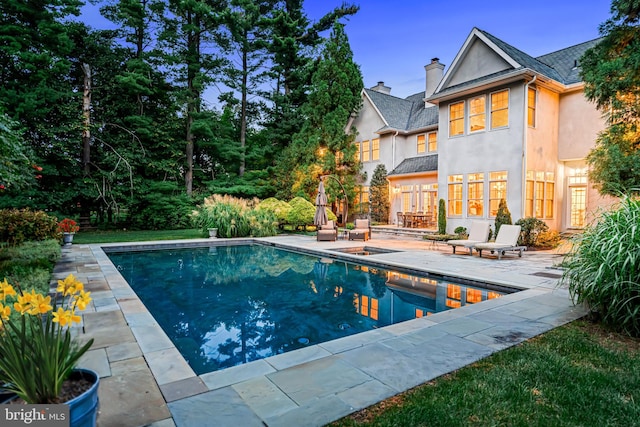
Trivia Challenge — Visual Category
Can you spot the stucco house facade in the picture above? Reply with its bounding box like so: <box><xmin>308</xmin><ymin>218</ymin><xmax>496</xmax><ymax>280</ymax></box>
<box><xmin>348</xmin><ymin>27</ymin><xmax>615</xmax><ymax>233</ymax></box>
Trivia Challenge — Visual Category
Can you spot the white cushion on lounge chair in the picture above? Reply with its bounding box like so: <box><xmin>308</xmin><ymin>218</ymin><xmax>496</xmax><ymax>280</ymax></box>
<box><xmin>473</xmin><ymin>225</ymin><xmax>526</xmax><ymax>259</ymax></box>
<box><xmin>446</xmin><ymin>221</ymin><xmax>490</xmax><ymax>254</ymax></box>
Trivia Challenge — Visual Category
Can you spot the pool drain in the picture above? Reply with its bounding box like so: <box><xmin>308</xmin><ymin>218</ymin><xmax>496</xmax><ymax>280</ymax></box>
<box><xmin>338</xmin><ymin>323</ymin><xmax>351</xmax><ymax>330</ymax></box>
<box><xmin>297</xmin><ymin>337</ymin><xmax>310</xmax><ymax>345</ymax></box>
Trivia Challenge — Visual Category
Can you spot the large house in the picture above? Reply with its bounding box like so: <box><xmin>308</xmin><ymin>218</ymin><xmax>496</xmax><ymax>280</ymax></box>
<box><xmin>348</xmin><ymin>27</ymin><xmax>616</xmax><ymax>233</ymax></box>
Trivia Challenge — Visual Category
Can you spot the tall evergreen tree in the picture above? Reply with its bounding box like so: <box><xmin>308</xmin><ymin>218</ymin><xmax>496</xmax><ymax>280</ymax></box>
<box><xmin>581</xmin><ymin>0</ymin><xmax>640</xmax><ymax>196</ymax></box>
<box><xmin>277</xmin><ymin>21</ymin><xmax>363</xmax><ymax>210</ymax></box>
<box><xmin>369</xmin><ymin>164</ymin><xmax>390</xmax><ymax>223</ymax></box>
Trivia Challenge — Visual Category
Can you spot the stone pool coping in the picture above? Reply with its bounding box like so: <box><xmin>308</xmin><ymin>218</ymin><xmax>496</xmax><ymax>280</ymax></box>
<box><xmin>60</xmin><ymin>234</ymin><xmax>586</xmax><ymax>427</ymax></box>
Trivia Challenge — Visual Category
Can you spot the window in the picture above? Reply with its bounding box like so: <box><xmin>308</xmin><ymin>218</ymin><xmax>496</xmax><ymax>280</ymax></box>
<box><xmin>489</xmin><ymin>171</ymin><xmax>507</xmax><ymax>217</ymax></box>
<box><xmin>448</xmin><ymin>175</ymin><xmax>463</xmax><ymax>216</ymax></box>
<box><xmin>427</xmin><ymin>131</ymin><xmax>437</xmax><ymax>152</ymax></box>
<box><xmin>362</xmin><ymin>140</ymin><xmax>370</xmax><ymax>162</ymax></box>
<box><xmin>401</xmin><ymin>185</ymin><xmax>413</xmax><ymax>212</ymax></box>
<box><xmin>467</xmin><ymin>173</ymin><xmax>484</xmax><ymax>217</ymax></box>
<box><xmin>490</xmin><ymin>90</ymin><xmax>509</xmax><ymax>129</ymax></box>
<box><xmin>449</xmin><ymin>101</ymin><xmax>464</xmax><ymax>136</ymax></box>
<box><xmin>371</xmin><ymin>138</ymin><xmax>379</xmax><ymax>160</ymax></box>
<box><xmin>355</xmin><ymin>142</ymin><xmax>360</xmax><ymax>162</ymax></box>
<box><xmin>526</xmin><ymin>170</ymin><xmax>555</xmax><ymax>218</ymax></box>
<box><xmin>417</xmin><ymin>134</ymin><xmax>426</xmax><ymax>153</ymax></box>
<box><xmin>528</xmin><ymin>87</ymin><xmax>536</xmax><ymax>127</ymax></box>
<box><xmin>359</xmin><ymin>186</ymin><xmax>370</xmax><ymax>204</ymax></box>
<box><xmin>469</xmin><ymin>96</ymin><xmax>486</xmax><ymax>132</ymax></box>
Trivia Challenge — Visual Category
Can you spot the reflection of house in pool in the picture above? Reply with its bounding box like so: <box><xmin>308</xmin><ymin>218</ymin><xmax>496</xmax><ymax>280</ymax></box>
<box><xmin>331</xmin><ymin>246</ymin><xmax>398</xmax><ymax>256</ymax></box>
<box><xmin>381</xmin><ymin>272</ymin><xmax>509</xmax><ymax>323</ymax></box>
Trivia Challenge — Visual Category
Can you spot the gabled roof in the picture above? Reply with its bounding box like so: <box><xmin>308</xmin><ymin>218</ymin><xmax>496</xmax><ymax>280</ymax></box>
<box><xmin>388</xmin><ymin>154</ymin><xmax>438</xmax><ymax>176</ymax></box>
<box><xmin>363</xmin><ymin>89</ymin><xmax>438</xmax><ymax>134</ymax></box>
<box><xmin>428</xmin><ymin>27</ymin><xmax>601</xmax><ymax>102</ymax></box>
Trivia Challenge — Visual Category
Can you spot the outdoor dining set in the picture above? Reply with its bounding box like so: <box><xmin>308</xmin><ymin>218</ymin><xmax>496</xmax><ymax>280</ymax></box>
<box><xmin>397</xmin><ymin>212</ymin><xmax>435</xmax><ymax>228</ymax></box>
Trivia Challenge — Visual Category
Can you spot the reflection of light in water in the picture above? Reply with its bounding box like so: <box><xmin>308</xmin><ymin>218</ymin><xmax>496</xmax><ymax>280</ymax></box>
<box><xmin>298</xmin><ymin>337</ymin><xmax>310</xmax><ymax>345</ymax></box>
<box><xmin>117</xmin><ymin>265</ymin><xmax>123</xmax><ymax>271</ymax></box>
<box><xmin>177</xmin><ymin>259</ymin><xmax>183</xmax><ymax>269</ymax></box>
<box><xmin>338</xmin><ymin>323</ymin><xmax>351</xmax><ymax>330</ymax></box>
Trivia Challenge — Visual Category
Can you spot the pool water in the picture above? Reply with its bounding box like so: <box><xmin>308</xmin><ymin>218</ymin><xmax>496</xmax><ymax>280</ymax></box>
<box><xmin>107</xmin><ymin>244</ymin><xmax>509</xmax><ymax>375</ymax></box>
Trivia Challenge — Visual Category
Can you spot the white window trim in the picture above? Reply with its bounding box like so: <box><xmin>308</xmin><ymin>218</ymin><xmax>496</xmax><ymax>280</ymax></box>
<box><xmin>448</xmin><ymin>101</ymin><xmax>465</xmax><ymax>138</ymax></box>
<box><xmin>489</xmin><ymin>88</ymin><xmax>510</xmax><ymax>130</ymax></box>
<box><xmin>468</xmin><ymin>95</ymin><xmax>486</xmax><ymax>134</ymax></box>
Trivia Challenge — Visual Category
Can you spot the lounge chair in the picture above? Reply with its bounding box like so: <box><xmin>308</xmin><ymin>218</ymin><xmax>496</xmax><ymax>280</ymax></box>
<box><xmin>348</xmin><ymin>218</ymin><xmax>371</xmax><ymax>241</ymax></box>
<box><xmin>446</xmin><ymin>221</ymin><xmax>490</xmax><ymax>254</ymax></box>
<box><xmin>473</xmin><ymin>224</ymin><xmax>527</xmax><ymax>259</ymax></box>
<box><xmin>316</xmin><ymin>220</ymin><xmax>338</xmax><ymax>241</ymax></box>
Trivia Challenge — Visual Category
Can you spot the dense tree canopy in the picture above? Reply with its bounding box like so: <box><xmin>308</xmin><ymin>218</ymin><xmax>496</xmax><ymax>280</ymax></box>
<box><xmin>581</xmin><ymin>0</ymin><xmax>640</xmax><ymax>196</ymax></box>
<box><xmin>0</xmin><ymin>0</ymin><xmax>362</xmax><ymax>226</ymax></box>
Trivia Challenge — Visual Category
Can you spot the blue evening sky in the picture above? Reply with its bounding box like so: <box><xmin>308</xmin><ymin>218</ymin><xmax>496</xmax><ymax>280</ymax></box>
<box><xmin>79</xmin><ymin>0</ymin><xmax>612</xmax><ymax>99</ymax></box>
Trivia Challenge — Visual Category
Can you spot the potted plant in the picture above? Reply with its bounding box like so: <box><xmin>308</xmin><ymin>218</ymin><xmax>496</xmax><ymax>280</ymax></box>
<box><xmin>58</xmin><ymin>218</ymin><xmax>80</xmax><ymax>246</ymax></box>
<box><xmin>0</xmin><ymin>274</ymin><xmax>99</xmax><ymax>427</ymax></box>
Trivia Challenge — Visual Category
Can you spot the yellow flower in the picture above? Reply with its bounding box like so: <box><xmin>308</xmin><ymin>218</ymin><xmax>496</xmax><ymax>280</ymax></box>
<box><xmin>14</xmin><ymin>290</ymin><xmax>34</xmax><ymax>315</ymax></box>
<box><xmin>0</xmin><ymin>304</ymin><xmax>10</xmax><ymax>321</ymax></box>
<box><xmin>52</xmin><ymin>307</ymin><xmax>71</xmax><ymax>326</ymax></box>
<box><xmin>73</xmin><ymin>290</ymin><xmax>92</xmax><ymax>311</ymax></box>
<box><xmin>33</xmin><ymin>293</ymin><xmax>52</xmax><ymax>315</ymax></box>
<box><xmin>1</xmin><ymin>278</ymin><xmax>16</xmax><ymax>301</ymax></box>
<box><xmin>57</xmin><ymin>274</ymin><xmax>82</xmax><ymax>296</ymax></box>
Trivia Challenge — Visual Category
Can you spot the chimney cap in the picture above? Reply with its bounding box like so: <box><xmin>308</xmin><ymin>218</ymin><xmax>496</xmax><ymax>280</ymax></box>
<box><xmin>431</xmin><ymin>57</ymin><xmax>440</xmax><ymax>63</ymax></box>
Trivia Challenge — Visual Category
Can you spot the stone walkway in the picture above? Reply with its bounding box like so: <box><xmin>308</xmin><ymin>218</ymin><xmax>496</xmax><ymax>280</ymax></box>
<box><xmin>57</xmin><ymin>232</ymin><xmax>586</xmax><ymax>427</ymax></box>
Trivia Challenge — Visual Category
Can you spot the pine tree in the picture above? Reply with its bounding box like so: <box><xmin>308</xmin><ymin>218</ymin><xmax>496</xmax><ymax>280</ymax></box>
<box><xmin>369</xmin><ymin>164</ymin><xmax>390</xmax><ymax>223</ymax></box>
<box><xmin>494</xmin><ymin>199</ymin><xmax>513</xmax><ymax>235</ymax></box>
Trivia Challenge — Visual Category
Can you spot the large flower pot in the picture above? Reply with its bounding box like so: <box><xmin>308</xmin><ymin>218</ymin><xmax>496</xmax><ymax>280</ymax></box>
<box><xmin>67</xmin><ymin>369</ymin><xmax>100</xmax><ymax>427</ymax></box>
<box><xmin>63</xmin><ymin>232</ymin><xmax>75</xmax><ymax>246</ymax></box>
<box><xmin>208</xmin><ymin>228</ymin><xmax>218</xmax><ymax>238</ymax></box>
<box><xmin>1</xmin><ymin>369</ymin><xmax>99</xmax><ymax>427</ymax></box>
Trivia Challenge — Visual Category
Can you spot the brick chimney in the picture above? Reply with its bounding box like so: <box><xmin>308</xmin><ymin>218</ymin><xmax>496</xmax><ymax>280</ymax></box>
<box><xmin>370</xmin><ymin>81</ymin><xmax>391</xmax><ymax>94</ymax></box>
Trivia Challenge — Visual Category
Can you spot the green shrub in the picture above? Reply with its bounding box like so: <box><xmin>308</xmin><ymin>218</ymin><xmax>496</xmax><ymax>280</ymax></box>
<box><xmin>535</xmin><ymin>230</ymin><xmax>561</xmax><ymax>249</ymax></box>
<box><xmin>256</xmin><ymin>197</ymin><xmax>292</xmax><ymax>225</ymax></box>
<box><xmin>494</xmin><ymin>199</ymin><xmax>512</xmax><ymax>235</ymax></box>
<box><xmin>438</xmin><ymin>199</ymin><xmax>446</xmax><ymax>234</ymax></box>
<box><xmin>287</xmin><ymin>197</ymin><xmax>316</xmax><ymax>230</ymax></box>
<box><xmin>515</xmin><ymin>217</ymin><xmax>549</xmax><ymax>246</ymax></box>
<box><xmin>245</xmin><ymin>209</ymin><xmax>279</xmax><ymax>237</ymax></box>
<box><xmin>0</xmin><ymin>239</ymin><xmax>59</xmax><ymax>294</ymax></box>
<box><xmin>0</xmin><ymin>209</ymin><xmax>59</xmax><ymax>245</ymax></box>
<box><xmin>561</xmin><ymin>196</ymin><xmax>640</xmax><ymax>337</ymax></box>
<box><xmin>454</xmin><ymin>226</ymin><xmax>467</xmax><ymax>237</ymax></box>
<box><xmin>128</xmin><ymin>182</ymin><xmax>194</xmax><ymax>230</ymax></box>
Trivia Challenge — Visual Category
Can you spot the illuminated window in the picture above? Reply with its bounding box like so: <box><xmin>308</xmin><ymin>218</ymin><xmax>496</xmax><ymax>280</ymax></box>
<box><xmin>489</xmin><ymin>171</ymin><xmax>507</xmax><ymax>217</ymax></box>
<box><xmin>527</xmin><ymin>170</ymin><xmax>555</xmax><ymax>218</ymax></box>
<box><xmin>449</xmin><ymin>101</ymin><xmax>464</xmax><ymax>136</ymax></box>
<box><xmin>467</xmin><ymin>173</ymin><xmax>484</xmax><ymax>217</ymax></box>
<box><xmin>490</xmin><ymin>90</ymin><xmax>509</xmax><ymax>129</ymax></box>
<box><xmin>570</xmin><ymin>187</ymin><xmax>587</xmax><ymax>227</ymax></box>
<box><xmin>528</xmin><ymin>87</ymin><xmax>536</xmax><ymax>127</ymax></box>
<box><xmin>487</xmin><ymin>291</ymin><xmax>502</xmax><ymax>300</ymax></box>
<box><xmin>362</xmin><ymin>140</ymin><xmax>370</xmax><ymax>162</ymax></box>
<box><xmin>415</xmin><ymin>309</ymin><xmax>425</xmax><ymax>318</ymax></box>
<box><xmin>370</xmin><ymin>298</ymin><xmax>378</xmax><ymax>320</ymax></box>
<box><xmin>427</xmin><ymin>131</ymin><xmax>437</xmax><ymax>152</ymax></box>
<box><xmin>448</xmin><ymin>175</ymin><xmax>463</xmax><ymax>216</ymax></box>
<box><xmin>372</xmin><ymin>138</ymin><xmax>379</xmax><ymax>160</ymax></box>
<box><xmin>355</xmin><ymin>142</ymin><xmax>360</xmax><ymax>162</ymax></box>
<box><xmin>361</xmin><ymin>186</ymin><xmax>370</xmax><ymax>204</ymax></box>
<box><xmin>525</xmin><ymin>171</ymin><xmax>534</xmax><ymax>217</ymax></box>
<box><xmin>469</xmin><ymin>96</ymin><xmax>486</xmax><ymax>132</ymax></box>
<box><xmin>417</xmin><ymin>134</ymin><xmax>426</xmax><ymax>153</ymax></box>
<box><xmin>354</xmin><ymin>294</ymin><xmax>379</xmax><ymax>320</ymax></box>
<box><xmin>402</xmin><ymin>185</ymin><xmax>414</xmax><ymax>212</ymax></box>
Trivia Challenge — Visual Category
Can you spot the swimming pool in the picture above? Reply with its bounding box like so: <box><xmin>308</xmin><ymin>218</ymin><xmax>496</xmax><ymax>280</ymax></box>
<box><xmin>107</xmin><ymin>243</ymin><xmax>513</xmax><ymax>375</ymax></box>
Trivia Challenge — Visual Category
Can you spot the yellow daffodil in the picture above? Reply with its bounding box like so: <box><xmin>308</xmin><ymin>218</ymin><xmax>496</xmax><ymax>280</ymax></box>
<box><xmin>1</xmin><ymin>278</ymin><xmax>16</xmax><ymax>300</ymax></box>
<box><xmin>52</xmin><ymin>307</ymin><xmax>71</xmax><ymax>326</ymax></box>
<box><xmin>57</xmin><ymin>274</ymin><xmax>82</xmax><ymax>296</ymax></box>
<box><xmin>0</xmin><ymin>304</ymin><xmax>10</xmax><ymax>321</ymax></box>
<box><xmin>73</xmin><ymin>290</ymin><xmax>92</xmax><ymax>311</ymax></box>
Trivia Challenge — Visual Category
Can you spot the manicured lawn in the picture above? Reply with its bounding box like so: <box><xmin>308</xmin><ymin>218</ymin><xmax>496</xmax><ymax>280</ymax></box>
<box><xmin>71</xmin><ymin>228</ymin><xmax>204</xmax><ymax>244</ymax></box>
<box><xmin>330</xmin><ymin>320</ymin><xmax>640</xmax><ymax>427</ymax></box>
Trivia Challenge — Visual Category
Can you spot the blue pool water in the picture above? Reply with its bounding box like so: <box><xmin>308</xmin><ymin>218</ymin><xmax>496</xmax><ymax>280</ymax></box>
<box><xmin>107</xmin><ymin>244</ymin><xmax>510</xmax><ymax>375</ymax></box>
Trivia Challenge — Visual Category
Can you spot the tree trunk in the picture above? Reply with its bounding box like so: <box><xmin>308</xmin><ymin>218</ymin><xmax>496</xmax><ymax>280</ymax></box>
<box><xmin>81</xmin><ymin>63</ymin><xmax>91</xmax><ymax>176</ymax></box>
<box><xmin>239</xmin><ymin>31</ymin><xmax>247</xmax><ymax>177</ymax></box>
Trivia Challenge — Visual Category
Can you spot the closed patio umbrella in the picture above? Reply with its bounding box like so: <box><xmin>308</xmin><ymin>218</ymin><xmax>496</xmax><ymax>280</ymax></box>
<box><xmin>314</xmin><ymin>179</ymin><xmax>328</xmax><ymax>227</ymax></box>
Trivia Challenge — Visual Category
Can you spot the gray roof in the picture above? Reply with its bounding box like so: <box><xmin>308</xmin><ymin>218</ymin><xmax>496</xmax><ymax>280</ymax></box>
<box><xmin>430</xmin><ymin>28</ymin><xmax>601</xmax><ymax>100</ymax></box>
<box><xmin>364</xmin><ymin>88</ymin><xmax>438</xmax><ymax>133</ymax></box>
<box><xmin>388</xmin><ymin>154</ymin><xmax>438</xmax><ymax>176</ymax></box>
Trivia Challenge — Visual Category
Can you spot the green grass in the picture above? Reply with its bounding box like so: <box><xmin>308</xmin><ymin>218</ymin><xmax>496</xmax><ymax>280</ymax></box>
<box><xmin>331</xmin><ymin>320</ymin><xmax>640</xmax><ymax>427</ymax></box>
<box><xmin>72</xmin><ymin>228</ymin><xmax>205</xmax><ymax>244</ymax></box>
<box><xmin>0</xmin><ymin>239</ymin><xmax>60</xmax><ymax>293</ymax></box>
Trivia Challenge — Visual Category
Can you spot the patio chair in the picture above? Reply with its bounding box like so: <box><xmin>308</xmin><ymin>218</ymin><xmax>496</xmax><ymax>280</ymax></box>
<box><xmin>316</xmin><ymin>220</ymin><xmax>338</xmax><ymax>242</ymax></box>
<box><xmin>348</xmin><ymin>218</ymin><xmax>371</xmax><ymax>241</ymax></box>
<box><xmin>472</xmin><ymin>224</ymin><xmax>527</xmax><ymax>259</ymax></box>
<box><xmin>446</xmin><ymin>221</ymin><xmax>490</xmax><ymax>254</ymax></box>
